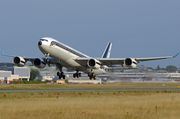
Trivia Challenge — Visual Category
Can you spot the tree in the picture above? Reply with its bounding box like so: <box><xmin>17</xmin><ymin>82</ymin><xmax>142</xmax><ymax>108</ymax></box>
<box><xmin>147</xmin><ymin>67</ymin><xmax>154</xmax><ymax>70</ymax></box>
<box><xmin>30</xmin><ymin>69</ymin><xmax>40</xmax><ymax>81</ymax></box>
<box><xmin>166</xmin><ymin>65</ymin><xmax>177</xmax><ymax>72</ymax></box>
<box><xmin>156</xmin><ymin>65</ymin><xmax>161</xmax><ymax>70</ymax></box>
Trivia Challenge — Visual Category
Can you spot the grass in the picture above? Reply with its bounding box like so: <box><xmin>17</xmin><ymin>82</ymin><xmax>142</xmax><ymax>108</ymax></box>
<box><xmin>0</xmin><ymin>91</ymin><xmax>180</xmax><ymax>119</ymax></box>
<box><xmin>0</xmin><ymin>82</ymin><xmax>180</xmax><ymax>89</ymax></box>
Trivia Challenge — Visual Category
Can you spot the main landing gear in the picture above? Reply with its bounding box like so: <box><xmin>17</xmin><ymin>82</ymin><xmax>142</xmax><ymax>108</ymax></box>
<box><xmin>73</xmin><ymin>71</ymin><xmax>81</xmax><ymax>78</ymax></box>
<box><xmin>88</xmin><ymin>72</ymin><xmax>96</xmax><ymax>80</ymax></box>
<box><xmin>56</xmin><ymin>64</ymin><xmax>66</xmax><ymax>79</ymax></box>
<box><xmin>57</xmin><ymin>72</ymin><xmax>65</xmax><ymax>79</ymax></box>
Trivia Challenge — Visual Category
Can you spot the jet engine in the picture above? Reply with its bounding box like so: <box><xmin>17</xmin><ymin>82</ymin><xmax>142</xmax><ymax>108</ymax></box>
<box><xmin>13</xmin><ymin>56</ymin><xmax>26</xmax><ymax>66</ymax></box>
<box><xmin>124</xmin><ymin>58</ymin><xmax>137</xmax><ymax>68</ymax></box>
<box><xmin>87</xmin><ymin>59</ymin><xmax>101</xmax><ymax>69</ymax></box>
<box><xmin>33</xmin><ymin>58</ymin><xmax>46</xmax><ymax>68</ymax></box>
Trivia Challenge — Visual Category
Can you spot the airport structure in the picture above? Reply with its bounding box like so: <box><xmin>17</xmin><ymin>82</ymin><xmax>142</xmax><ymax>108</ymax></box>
<box><xmin>0</xmin><ymin>63</ymin><xmax>180</xmax><ymax>84</ymax></box>
<box><xmin>36</xmin><ymin>67</ymin><xmax>180</xmax><ymax>83</ymax></box>
<box><xmin>0</xmin><ymin>67</ymin><xmax>30</xmax><ymax>83</ymax></box>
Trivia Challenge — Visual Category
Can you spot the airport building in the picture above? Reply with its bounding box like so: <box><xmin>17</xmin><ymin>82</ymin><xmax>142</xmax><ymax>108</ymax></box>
<box><xmin>0</xmin><ymin>67</ymin><xmax>30</xmax><ymax>83</ymax></box>
<box><xmin>0</xmin><ymin>62</ymin><xmax>180</xmax><ymax>84</ymax></box>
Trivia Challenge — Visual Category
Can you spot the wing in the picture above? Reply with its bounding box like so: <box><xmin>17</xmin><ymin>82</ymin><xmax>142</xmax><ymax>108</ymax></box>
<box><xmin>75</xmin><ymin>52</ymin><xmax>179</xmax><ymax>66</ymax></box>
<box><xmin>1</xmin><ymin>50</ymin><xmax>59</xmax><ymax>67</ymax></box>
<box><xmin>135</xmin><ymin>56</ymin><xmax>176</xmax><ymax>62</ymax></box>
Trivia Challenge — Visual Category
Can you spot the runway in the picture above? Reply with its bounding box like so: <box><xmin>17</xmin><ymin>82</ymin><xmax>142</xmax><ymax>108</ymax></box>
<box><xmin>0</xmin><ymin>88</ymin><xmax>180</xmax><ymax>92</ymax></box>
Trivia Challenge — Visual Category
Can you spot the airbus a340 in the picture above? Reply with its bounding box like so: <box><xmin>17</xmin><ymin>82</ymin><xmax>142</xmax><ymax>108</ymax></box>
<box><xmin>2</xmin><ymin>37</ymin><xmax>179</xmax><ymax>79</ymax></box>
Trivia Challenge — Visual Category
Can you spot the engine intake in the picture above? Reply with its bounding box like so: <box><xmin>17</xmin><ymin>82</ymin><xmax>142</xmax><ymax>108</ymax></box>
<box><xmin>124</xmin><ymin>58</ymin><xmax>137</xmax><ymax>68</ymax></box>
<box><xmin>33</xmin><ymin>58</ymin><xmax>46</xmax><ymax>68</ymax></box>
<box><xmin>87</xmin><ymin>59</ymin><xmax>101</xmax><ymax>69</ymax></box>
<box><xmin>13</xmin><ymin>56</ymin><xmax>26</xmax><ymax>66</ymax></box>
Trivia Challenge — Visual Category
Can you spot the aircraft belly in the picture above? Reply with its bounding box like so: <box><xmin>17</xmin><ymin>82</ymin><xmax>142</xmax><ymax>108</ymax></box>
<box><xmin>49</xmin><ymin>46</ymin><xmax>72</xmax><ymax>61</ymax></box>
<box><xmin>93</xmin><ymin>69</ymin><xmax>106</xmax><ymax>75</ymax></box>
<box><xmin>48</xmin><ymin>46</ymin><xmax>83</xmax><ymax>67</ymax></box>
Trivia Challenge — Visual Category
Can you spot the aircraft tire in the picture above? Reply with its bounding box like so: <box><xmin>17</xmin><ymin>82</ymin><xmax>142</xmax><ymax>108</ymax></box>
<box><xmin>63</xmin><ymin>75</ymin><xmax>65</xmax><ymax>79</ymax></box>
<box><xmin>57</xmin><ymin>72</ymin><xmax>60</xmax><ymax>76</ymax></box>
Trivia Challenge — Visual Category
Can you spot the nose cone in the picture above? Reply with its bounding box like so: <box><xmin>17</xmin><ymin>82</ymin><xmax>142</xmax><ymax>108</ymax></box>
<box><xmin>38</xmin><ymin>41</ymin><xmax>42</xmax><ymax>46</ymax></box>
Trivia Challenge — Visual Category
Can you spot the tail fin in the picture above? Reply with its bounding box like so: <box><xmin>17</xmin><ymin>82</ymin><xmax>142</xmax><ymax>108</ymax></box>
<box><xmin>101</xmin><ymin>42</ymin><xmax>112</xmax><ymax>58</ymax></box>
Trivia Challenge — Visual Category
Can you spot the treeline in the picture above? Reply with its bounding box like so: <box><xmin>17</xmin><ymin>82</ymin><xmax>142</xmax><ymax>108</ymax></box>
<box><xmin>147</xmin><ymin>65</ymin><xmax>178</xmax><ymax>72</ymax></box>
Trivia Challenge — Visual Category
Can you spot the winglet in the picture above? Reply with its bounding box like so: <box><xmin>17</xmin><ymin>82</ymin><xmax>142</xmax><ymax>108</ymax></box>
<box><xmin>1</xmin><ymin>50</ymin><xmax>15</xmax><ymax>57</ymax></box>
<box><xmin>1</xmin><ymin>50</ymin><xmax>4</xmax><ymax>55</ymax></box>
<box><xmin>174</xmin><ymin>52</ymin><xmax>180</xmax><ymax>58</ymax></box>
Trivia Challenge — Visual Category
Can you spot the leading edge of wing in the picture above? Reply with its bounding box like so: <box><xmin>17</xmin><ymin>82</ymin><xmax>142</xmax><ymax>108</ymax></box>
<box><xmin>135</xmin><ymin>52</ymin><xmax>179</xmax><ymax>62</ymax></box>
<box><xmin>1</xmin><ymin>50</ymin><xmax>16</xmax><ymax>57</ymax></box>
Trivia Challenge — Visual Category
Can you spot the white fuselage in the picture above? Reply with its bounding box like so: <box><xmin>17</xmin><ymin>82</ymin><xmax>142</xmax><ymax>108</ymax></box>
<box><xmin>38</xmin><ymin>37</ymin><xmax>106</xmax><ymax>75</ymax></box>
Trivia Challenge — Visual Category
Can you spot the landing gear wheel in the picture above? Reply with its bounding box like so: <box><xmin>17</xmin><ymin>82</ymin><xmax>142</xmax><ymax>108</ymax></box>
<box><xmin>93</xmin><ymin>76</ymin><xmax>96</xmax><ymax>80</ymax></box>
<box><xmin>73</xmin><ymin>72</ymin><xmax>81</xmax><ymax>78</ymax></box>
<box><xmin>57</xmin><ymin>72</ymin><xmax>60</xmax><ymax>76</ymax></box>
<box><xmin>89</xmin><ymin>73</ymin><xmax>95</xmax><ymax>80</ymax></box>
<box><xmin>62</xmin><ymin>75</ymin><xmax>65</xmax><ymax>79</ymax></box>
<box><xmin>57</xmin><ymin>72</ymin><xmax>65</xmax><ymax>79</ymax></box>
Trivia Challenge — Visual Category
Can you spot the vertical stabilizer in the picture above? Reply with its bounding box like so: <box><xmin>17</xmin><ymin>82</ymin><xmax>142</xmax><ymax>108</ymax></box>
<box><xmin>101</xmin><ymin>42</ymin><xmax>112</xmax><ymax>58</ymax></box>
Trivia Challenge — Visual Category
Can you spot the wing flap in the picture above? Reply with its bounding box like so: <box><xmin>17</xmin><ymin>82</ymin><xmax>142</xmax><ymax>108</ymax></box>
<box><xmin>75</xmin><ymin>57</ymin><xmax>125</xmax><ymax>66</ymax></box>
<box><xmin>97</xmin><ymin>58</ymin><xmax>125</xmax><ymax>66</ymax></box>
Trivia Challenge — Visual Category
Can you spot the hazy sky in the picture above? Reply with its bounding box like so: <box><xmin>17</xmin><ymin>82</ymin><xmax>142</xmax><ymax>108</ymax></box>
<box><xmin>0</xmin><ymin>0</ymin><xmax>179</xmax><ymax>68</ymax></box>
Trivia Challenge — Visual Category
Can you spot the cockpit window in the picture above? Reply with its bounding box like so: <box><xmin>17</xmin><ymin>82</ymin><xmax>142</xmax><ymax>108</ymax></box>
<box><xmin>40</xmin><ymin>39</ymin><xmax>48</xmax><ymax>42</ymax></box>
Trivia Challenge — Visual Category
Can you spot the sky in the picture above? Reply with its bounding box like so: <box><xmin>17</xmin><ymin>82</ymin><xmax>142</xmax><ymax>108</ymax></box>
<box><xmin>0</xmin><ymin>0</ymin><xmax>180</xmax><ymax>68</ymax></box>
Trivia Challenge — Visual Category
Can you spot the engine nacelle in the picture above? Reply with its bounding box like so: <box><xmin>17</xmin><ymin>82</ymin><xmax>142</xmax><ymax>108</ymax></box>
<box><xmin>124</xmin><ymin>58</ymin><xmax>137</xmax><ymax>68</ymax></box>
<box><xmin>13</xmin><ymin>56</ymin><xmax>26</xmax><ymax>66</ymax></box>
<box><xmin>33</xmin><ymin>58</ymin><xmax>46</xmax><ymax>68</ymax></box>
<box><xmin>87</xmin><ymin>59</ymin><xmax>101</xmax><ymax>69</ymax></box>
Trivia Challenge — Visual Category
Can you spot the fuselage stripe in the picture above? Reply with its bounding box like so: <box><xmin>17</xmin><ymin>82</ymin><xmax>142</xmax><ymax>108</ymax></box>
<box><xmin>52</xmin><ymin>41</ymin><xmax>88</xmax><ymax>58</ymax></box>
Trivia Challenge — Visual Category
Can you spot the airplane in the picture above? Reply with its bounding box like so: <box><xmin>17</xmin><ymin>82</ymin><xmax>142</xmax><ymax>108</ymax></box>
<box><xmin>2</xmin><ymin>37</ymin><xmax>179</xmax><ymax>79</ymax></box>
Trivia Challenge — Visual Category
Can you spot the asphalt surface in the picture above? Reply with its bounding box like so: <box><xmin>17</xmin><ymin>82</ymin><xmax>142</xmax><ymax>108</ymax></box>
<box><xmin>0</xmin><ymin>88</ymin><xmax>180</xmax><ymax>92</ymax></box>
